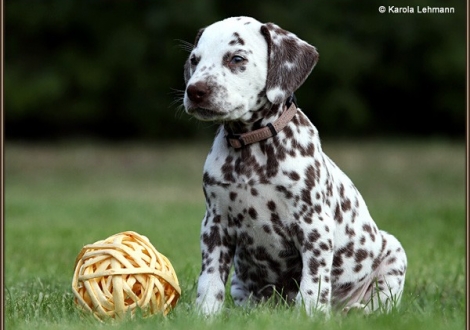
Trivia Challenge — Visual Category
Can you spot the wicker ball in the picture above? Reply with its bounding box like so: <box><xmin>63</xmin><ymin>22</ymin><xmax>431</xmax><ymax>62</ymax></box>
<box><xmin>72</xmin><ymin>231</ymin><xmax>180</xmax><ymax>320</ymax></box>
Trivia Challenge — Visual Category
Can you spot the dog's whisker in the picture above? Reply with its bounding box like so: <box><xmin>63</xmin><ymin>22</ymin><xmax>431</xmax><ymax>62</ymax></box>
<box><xmin>169</xmin><ymin>98</ymin><xmax>183</xmax><ymax>109</ymax></box>
<box><xmin>176</xmin><ymin>39</ymin><xmax>194</xmax><ymax>52</ymax></box>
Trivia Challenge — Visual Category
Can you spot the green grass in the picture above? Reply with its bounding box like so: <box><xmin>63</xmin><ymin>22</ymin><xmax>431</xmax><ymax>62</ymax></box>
<box><xmin>4</xmin><ymin>139</ymin><xmax>466</xmax><ymax>329</ymax></box>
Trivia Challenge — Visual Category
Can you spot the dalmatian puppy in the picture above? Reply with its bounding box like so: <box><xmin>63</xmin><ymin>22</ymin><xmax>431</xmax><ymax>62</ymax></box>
<box><xmin>183</xmin><ymin>16</ymin><xmax>407</xmax><ymax>316</ymax></box>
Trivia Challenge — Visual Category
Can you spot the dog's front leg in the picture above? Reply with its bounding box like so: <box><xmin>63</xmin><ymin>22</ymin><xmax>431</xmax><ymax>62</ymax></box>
<box><xmin>296</xmin><ymin>216</ymin><xmax>335</xmax><ymax>317</ymax></box>
<box><xmin>196</xmin><ymin>212</ymin><xmax>234</xmax><ymax>315</ymax></box>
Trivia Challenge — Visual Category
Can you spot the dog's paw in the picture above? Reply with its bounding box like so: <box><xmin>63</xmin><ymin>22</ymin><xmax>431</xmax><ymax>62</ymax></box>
<box><xmin>342</xmin><ymin>302</ymin><xmax>369</xmax><ymax>316</ymax></box>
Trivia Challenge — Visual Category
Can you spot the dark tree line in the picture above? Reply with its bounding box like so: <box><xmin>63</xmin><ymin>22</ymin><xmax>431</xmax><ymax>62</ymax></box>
<box><xmin>5</xmin><ymin>0</ymin><xmax>466</xmax><ymax>140</ymax></box>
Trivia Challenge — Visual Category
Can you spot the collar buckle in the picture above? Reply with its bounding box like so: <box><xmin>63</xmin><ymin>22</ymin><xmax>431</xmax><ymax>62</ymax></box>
<box><xmin>226</xmin><ymin>133</ymin><xmax>245</xmax><ymax>148</ymax></box>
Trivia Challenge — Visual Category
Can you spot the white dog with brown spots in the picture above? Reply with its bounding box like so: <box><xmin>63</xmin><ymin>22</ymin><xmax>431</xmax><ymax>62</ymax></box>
<box><xmin>183</xmin><ymin>16</ymin><xmax>407</xmax><ymax>317</ymax></box>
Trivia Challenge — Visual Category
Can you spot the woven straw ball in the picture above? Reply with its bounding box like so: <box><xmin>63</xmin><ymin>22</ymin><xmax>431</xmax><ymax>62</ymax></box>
<box><xmin>72</xmin><ymin>231</ymin><xmax>180</xmax><ymax>320</ymax></box>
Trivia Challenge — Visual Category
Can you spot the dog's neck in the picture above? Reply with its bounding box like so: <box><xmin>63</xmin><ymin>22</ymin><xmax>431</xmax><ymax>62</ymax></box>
<box><xmin>223</xmin><ymin>102</ymin><xmax>284</xmax><ymax>134</ymax></box>
<box><xmin>222</xmin><ymin>97</ymin><xmax>297</xmax><ymax>149</ymax></box>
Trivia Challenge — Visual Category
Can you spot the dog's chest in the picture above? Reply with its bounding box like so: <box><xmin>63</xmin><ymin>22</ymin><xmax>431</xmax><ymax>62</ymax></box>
<box><xmin>202</xmin><ymin>136</ymin><xmax>312</xmax><ymax>250</ymax></box>
<box><xmin>204</xmin><ymin>140</ymin><xmax>304</xmax><ymax>211</ymax></box>
<box><xmin>204</xmin><ymin>164</ymin><xmax>297</xmax><ymax>233</ymax></box>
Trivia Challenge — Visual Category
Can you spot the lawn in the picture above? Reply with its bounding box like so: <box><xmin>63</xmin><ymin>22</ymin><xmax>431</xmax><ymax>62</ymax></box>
<box><xmin>4</xmin><ymin>139</ymin><xmax>466</xmax><ymax>329</ymax></box>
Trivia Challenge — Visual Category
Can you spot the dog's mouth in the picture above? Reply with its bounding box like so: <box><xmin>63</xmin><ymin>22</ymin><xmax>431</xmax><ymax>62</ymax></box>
<box><xmin>187</xmin><ymin>107</ymin><xmax>226</xmax><ymax>121</ymax></box>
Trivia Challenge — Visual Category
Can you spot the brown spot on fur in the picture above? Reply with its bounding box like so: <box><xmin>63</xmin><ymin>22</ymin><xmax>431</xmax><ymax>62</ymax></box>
<box><xmin>267</xmin><ymin>200</ymin><xmax>276</xmax><ymax>211</ymax></box>
<box><xmin>262</xmin><ymin>224</ymin><xmax>272</xmax><ymax>234</ymax></box>
<box><xmin>334</xmin><ymin>203</ymin><xmax>343</xmax><ymax>223</ymax></box>
<box><xmin>354</xmin><ymin>249</ymin><xmax>368</xmax><ymax>263</ymax></box>
<box><xmin>202</xmin><ymin>225</ymin><xmax>222</xmax><ymax>253</ymax></box>
<box><xmin>354</xmin><ymin>264</ymin><xmax>362</xmax><ymax>272</ymax></box>
<box><xmin>230</xmin><ymin>192</ymin><xmax>238</xmax><ymax>201</ymax></box>
<box><xmin>216</xmin><ymin>290</ymin><xmax>224</xmax><ymax>301</ymax></box>
<box><xmin>341</xmin><ymin>199</ymin><xmax>351</xmax><ymax>212</ymax></box>
<box><xmin>308</xmin><ymin>230</ymin><xmax>320</xmax><ymax>242</ymax></box>
<box><xmin>287</xmin><ymin>171</ymin><xmax>300</xmax><ymax>181</ymax></box>
<box><xmin>248</xmin><ymin>207</ymin><xmax>258</xmax><ymax>220</ymax></box>
<box><xmin>309</xmin><ymin>258</ymin><xmax>320</xmax><ymax>276</ymax></box>
<box><xmin>229</xmin><ymin>32</ymin><xmax>245</xmax><ymax>46</ymax></box>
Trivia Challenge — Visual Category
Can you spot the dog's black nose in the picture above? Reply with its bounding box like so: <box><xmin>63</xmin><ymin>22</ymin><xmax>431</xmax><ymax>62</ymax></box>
<box><xmin>186</xmin><ymin>82</ymin><xmax>211</xmax><ymax>104</ymax></box>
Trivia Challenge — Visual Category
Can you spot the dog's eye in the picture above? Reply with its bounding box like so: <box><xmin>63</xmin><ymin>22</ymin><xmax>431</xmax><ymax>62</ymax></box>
<box><xmin>230</xmin><ymin>55</ymin><xmax>245</xmax><ymax>64</ymax></box>
<box><xmin>190</xmin><ymin>55</ymin><xmax>199</xmax><ymax>66</ymax></box>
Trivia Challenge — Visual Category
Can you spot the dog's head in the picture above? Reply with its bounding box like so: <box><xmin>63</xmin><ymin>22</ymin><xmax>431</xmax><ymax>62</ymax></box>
<box><xmin>183</xmin><ymin>16</ymin><xmax>318</xmax><ymax>122</ymax></box>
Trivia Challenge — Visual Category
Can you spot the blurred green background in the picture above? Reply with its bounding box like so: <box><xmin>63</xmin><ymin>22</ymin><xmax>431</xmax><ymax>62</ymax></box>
<box><xmin>4</xmin><ymin>0</ymin><xmax>466</xmax><ymax>141</ymax></box>
<box><xmin>4</xmin><ymin>3</ymin><xmax>466</xmax><ymax>328</ymax></box>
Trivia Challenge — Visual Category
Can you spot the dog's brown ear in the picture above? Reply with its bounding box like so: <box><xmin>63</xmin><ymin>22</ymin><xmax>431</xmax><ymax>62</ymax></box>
<box><xmin>184</xmin><ymin>28</ymin><xmax>206</xmax><ymax>84</ymax></box>
<box><xmin>260</xmin><ymin>23</ymin><xmax>319</xmax><ymax>104</ymax></box>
